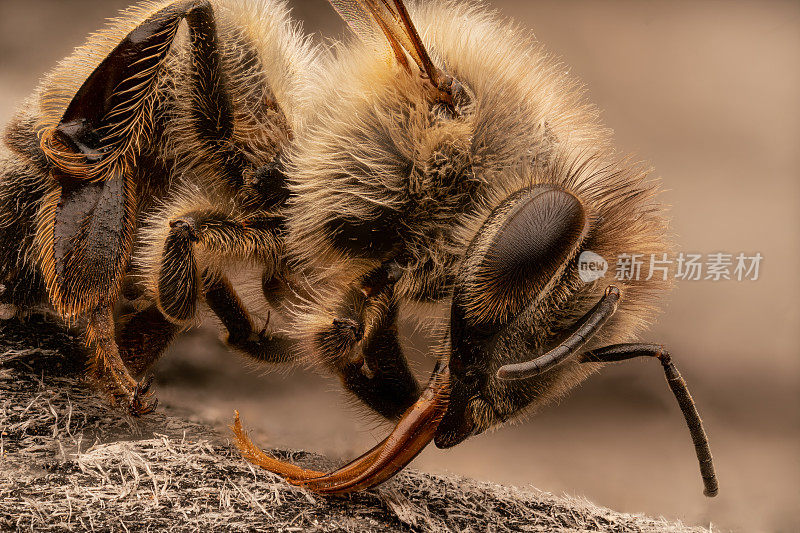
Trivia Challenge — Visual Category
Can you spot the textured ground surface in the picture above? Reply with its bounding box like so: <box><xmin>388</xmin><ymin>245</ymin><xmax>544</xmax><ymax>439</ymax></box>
<box><xmin>0</xmin><ymin>317</ymin><xmax>708</xmax><ymax>532</ymax></box>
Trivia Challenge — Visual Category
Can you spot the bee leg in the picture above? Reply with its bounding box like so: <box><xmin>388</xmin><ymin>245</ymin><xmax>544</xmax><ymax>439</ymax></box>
<box><xmin>87</xmin><ymin>305</ymin><xmax>158</xmax><ymax>416</ymax></box>
<box><xmin>117</xmin><ymin>305</ymin><xmax>182</xmax><ymax>377</ymax></box>
<box><xmin>112</xmin><ymin>213</ymin><xmax>206</xmax><ymax>380</ymax></box>
<box><xmin>34</xmin><ymin>1</ymin><xmax>229</xmax><ymax>415</ymax></box>
<box><xmin>153</xmin><ymin>207</ymin><xmax>282</xmax><ymax>321</ymax></box>
<box><xmin>315</xmin><ymin>263</ymin><xmax>420</xmax><ymax>421</ymax></box>
<box><xmin>117</xmin><ymin>267</ymin><xmax>295</xmax><ymax>379</ymax></box>
<box><xmin>580</xmin><ymin>344</ymin><xmax>718</xmax><ymax>497</ymax></box>
<box><xmin>116</xmin><ymin>213</ymin><xmax>211</xmax><ymax>377</ymax></box>
<box><xmin>156</xmin><ymin>217</ymin><xmax>202</xmax><ymax>323</ymax></box>
<box><xmin>311</xmin><ymin>261</ymin><xmax>400</xmax><ymax>369</ymax></box>
<box><xmin>312</xmin><ymin>285</ymin><xmax>367</xmax><ymax>368</ymax></box>
<box><xmin>336</xmin><ymin>292</ymin><xmax>420</xmax><ymax>420</ymax></box>
<box><xmin>146</xmin><ymin>198</ymin><xmax>289</xmax><ymax>362</ymax></box>
<box><xmin>39</xmin><ymin>0</ymin><xmax>237</xmax><ymax>308</ymax></box>
<box><xmin>38</xmin><ymin>171</ymin><xmax>152</xmax><ymax>415</ymax></box>
<box><xmin>40</xmin><ymin>0</ymin><xmax>228</xmax><ymax>318</ymax></box>
<box><xmin>41</xmin><ymin>169</ymin><xmax>149</xmax><ymax>415</ymax></box>
<box><xmin>202</xmin><ymin>269</ymin><xmax>294</xmax><ymax>363</ymax></box>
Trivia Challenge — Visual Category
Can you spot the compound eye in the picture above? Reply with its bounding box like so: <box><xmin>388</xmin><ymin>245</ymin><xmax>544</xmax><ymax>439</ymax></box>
<box><xmin>456</xmin><ymin>185</ymin><xmax>590</xmax><ymax>329</ymax></box>
<box><xmin>439</xmin><ymin>186</ymin><xmax>590</xmax><ymax>448</ymax></box>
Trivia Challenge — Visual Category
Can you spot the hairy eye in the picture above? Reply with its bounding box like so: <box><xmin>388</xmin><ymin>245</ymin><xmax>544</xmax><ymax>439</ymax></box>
<box><xmin>458</xmin><ymin>185</ymin><xmax>590</xmax><ymax>328</ymax></box>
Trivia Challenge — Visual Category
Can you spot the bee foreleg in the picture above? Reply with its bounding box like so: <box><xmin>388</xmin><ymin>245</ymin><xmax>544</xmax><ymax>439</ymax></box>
<box><xmin>312</xmin><ymin>267</ymin><xmax>420</xmax><ymax>421</ymax></box>
<box><xmin>311</xmin><ymin>284</ymin><xmax>369</xmax><ymax>369</ymax></box>
<box><xmin>336</xmin><ymin>293</ymin><xmax>420</xmax><ymax>421</ymax></box>
<box><xmin>312</xmin><ymin>261</ymin><xmax>403</xmax><ymax>370</ymax></box>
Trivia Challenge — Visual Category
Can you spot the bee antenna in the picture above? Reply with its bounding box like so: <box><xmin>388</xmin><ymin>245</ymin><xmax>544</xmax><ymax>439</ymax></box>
<box><xmin>496</xmin><ymin>285</ymin><xmax>621</xmax><ymax>380</ymax></box>
<box><xmin>579</xmin><ymin>344</ymin><xmax>719</xmax><ymax>498</ymax></box>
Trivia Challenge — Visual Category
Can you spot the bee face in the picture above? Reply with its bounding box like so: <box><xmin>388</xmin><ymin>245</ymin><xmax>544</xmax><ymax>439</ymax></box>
<box><xmin>436</xmin><ymin>166</ymin><xmax>671</xmax><ymax>446</ymax></box>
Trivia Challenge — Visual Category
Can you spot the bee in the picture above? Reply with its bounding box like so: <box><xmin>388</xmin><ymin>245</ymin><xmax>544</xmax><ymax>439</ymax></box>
<box><xmin>0</xmin><ymin>0</ymin><xmax>318</xmax><ymax>413</ymax></box>
<box><xmin>232</xmin><ymin>0</ymin><xmax>719</xmax><ymax>498</ymax></box>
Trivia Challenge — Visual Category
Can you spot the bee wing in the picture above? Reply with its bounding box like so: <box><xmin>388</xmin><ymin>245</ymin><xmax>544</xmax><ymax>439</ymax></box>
<box><xmin>328</xmin><ymin>0</ymin><xmax>407</xmax><ymax>70</ymax></box>
<box><xmin>328</xmin><ymin>0</ymin><xmax>382</xmax><ymax>46</ymax></box>
<box><xmin>328</xmin><ymin>0</ymin><xmax>444</xmax><ymax>86</ymax></box>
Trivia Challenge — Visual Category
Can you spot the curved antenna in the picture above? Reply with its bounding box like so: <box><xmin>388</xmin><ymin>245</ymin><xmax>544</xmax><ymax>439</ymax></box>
<box><xmin>579</xmin><ymin>344</ymin><xmax>719</xmax><ymax>498</ymax></box>
<box><xmin>497</xmin><ymin>285</ymin><xmax>621</xmax><ymax>380</ymax></box>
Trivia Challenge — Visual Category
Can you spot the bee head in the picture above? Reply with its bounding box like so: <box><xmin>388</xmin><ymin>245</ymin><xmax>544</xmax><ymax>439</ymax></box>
<box><xmin>434</xmin><ymin>185</ymin><xmax>590</xmax><ymax>446</ymax></box>
<box><xmin>433</xmin><ymin>158</ymin><xmax>674</xmax><ymax>446</ymax></box>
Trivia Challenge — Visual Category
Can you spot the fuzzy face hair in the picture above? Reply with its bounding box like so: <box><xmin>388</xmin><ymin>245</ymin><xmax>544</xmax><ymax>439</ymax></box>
<box><xmin>285</xmin><ymin>1</ymin><xmax>673</xmax><ymax>433</ymax></box>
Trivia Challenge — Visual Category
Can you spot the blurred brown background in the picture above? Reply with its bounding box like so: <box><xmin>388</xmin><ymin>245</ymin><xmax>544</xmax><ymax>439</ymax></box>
<box><xmin>1</xmin><ymin>1</ymin><xmax>797</xmax><ymax>531</ymax></box>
